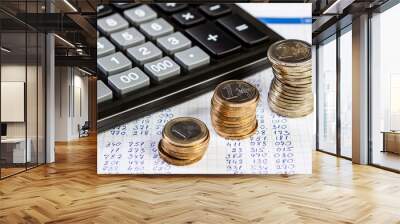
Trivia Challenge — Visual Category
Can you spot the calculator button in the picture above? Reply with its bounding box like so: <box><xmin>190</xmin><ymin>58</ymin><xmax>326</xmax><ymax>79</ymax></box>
<box><xmin>110</xmin><ymin>27</ymin><xmax>145</xmax><ymax>50</ymax></box>
<box><xmin>199</xmin><ymin>4</ymin><xmax>231</xmax><ymax>18</ymax></box>
<box><xmin>172</xmin><ymin>9</ymin><xmax>205</xmax><ymax>27</ymax></box>
<box><xmin>174</xmin><ymin>46</ymin><xmax>210</xmax><ymax>71</ymax></box>
<box><xmin>98</xmin><ymin>13</ymin><xmax>129</xmax><ymax>36</ymax></box>
<box><xmin>97</xmin><ymin>37</ymin><xmax>115</xmax><ymax>57</ymax></box>
<box><xmin>156</xmin><ymin>3</ymin><xmax>188</xmax><ymax>13</ymax></box>
<box><xmin>97</xmin><ymin>81</ymin><xmax>113</xmax><ymax>103</ymax></box>
<box><xmin>127</xmin><ymin>42</ymin><xmax>163</xmax><ymax>66</ymax></box>
<box><xmin>112</xmin><ymin>3</ymin><xmax>139</xmax><ymax>10</ymax></box>
<box><xmin>108</xmin><ymin>67</ymin><xmax>150</xmax><ymax>96</ymax></box>
<box><xmin>140</xmin><ymin>18</ymin><xmax>174</xmax><ymax>40</ymax></box>
<box><xmin>186</xmin><ymin>23</ymin><xmax>241</xmax><ymax>57</ymax></box>
<box><xmin>156</xmin><ymin>32</ymin><xmax>191</xmax><ymax>55</ymax></box>
<box><xmin>144</xmin><ymin>57</ymin><xmax>180</xmax><ymax>83</ymax></box>
<box><xmin>218</xmin><ymin>15</ymin><xmax>268</xmax><ymax>46</ymax></box>
<box><xmin>97</xmin><ymin>5</ymin><xmax>113</xmax><ymax>17</ymax></box>
<box><xmin>97</xmin><ymin>52</ymin><xmax>132</xmax><ymax>76</ymax></box>
<box><xmin>123</xmin><ymin>5</ymin><xmax>157</xmax><ymax>26</ymax></box>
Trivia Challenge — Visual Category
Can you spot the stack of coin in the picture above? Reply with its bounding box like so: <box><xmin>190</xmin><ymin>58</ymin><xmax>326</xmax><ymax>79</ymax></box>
<box><xmin>267</xmin><ymin>39</ymin><xmax>313</xmax><ymax>118</ymax></box>
<box><xmin>158</xmin><ymin>117</ymin><xmax>210</xmax><ymax>166</ymax></box>
<box><xmin>211</xmin><ymin>80</ymin><xmax>260</xmax><ymax>139</ymax></box>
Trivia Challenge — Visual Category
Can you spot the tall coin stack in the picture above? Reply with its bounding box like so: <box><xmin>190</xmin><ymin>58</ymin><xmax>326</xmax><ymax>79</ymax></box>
<box><xmin>159</xmin><ymin>117</ymin><xmax>210</xmax><ymax>166</ymax></box>
<box><xmin>267</xmin><ymin>39</ymin><xmax>313</xmax><ymax>118</ymax></box>
<box><xmin>211</xmin><ymin>80</ymin><xmax>260</xmax><ymax>139</ymax></box>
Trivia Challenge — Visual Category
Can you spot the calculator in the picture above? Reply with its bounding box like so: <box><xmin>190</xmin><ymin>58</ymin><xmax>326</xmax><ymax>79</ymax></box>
<box><xmin>97</xmin><ymin>3</ymin><xmax>283</xmax><ymax>131</ymax></box>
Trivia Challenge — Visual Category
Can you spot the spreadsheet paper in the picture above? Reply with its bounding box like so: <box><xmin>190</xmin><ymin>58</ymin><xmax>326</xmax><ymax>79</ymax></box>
<box><xmin>97</xmin><ymin>68</ymin><xmax>314</xmax><ymax>174</ymax></box>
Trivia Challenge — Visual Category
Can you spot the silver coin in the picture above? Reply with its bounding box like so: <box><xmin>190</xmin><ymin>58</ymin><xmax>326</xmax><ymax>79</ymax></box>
<box><xmin>268</xmin><ymin>39</ymin><xmax>311</xmax><ymax>67</ymax></box>
<box><xmin>216</xmin><ymin>80</ymin><xmax>257</xmax><ymax>104</ymax></box>
<box><xmin>170</xmin><ymin>121</ymin><xmax>202</xmax><ymax>140</ymax></box>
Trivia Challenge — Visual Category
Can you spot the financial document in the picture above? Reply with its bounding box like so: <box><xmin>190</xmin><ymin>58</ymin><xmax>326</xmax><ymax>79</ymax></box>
<box><xmin>97</xmin><ymin>68</ymin><xmax>314</xmax><ymax>174</ymax></box>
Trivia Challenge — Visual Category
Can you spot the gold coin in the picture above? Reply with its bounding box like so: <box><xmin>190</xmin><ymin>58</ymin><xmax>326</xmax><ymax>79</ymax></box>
<box><xmin>213</xmin><ymin>120</ymin><xmax>258</xmax><ymax>140</ymax></box>
<box><xmin>213</xmin><ymin>80</ymin><xmax>259</xmax><ymax>108</ymax></box>
<box><xmin>210</xmin><ymin>80</ymin><xmax>259</xmax><ymax>139</ymax></box>
<box><xmin>163</xmin><ymin>117</ymin><xmax>208</xmax><ymax>147</ymax></box>
<box><xmin>158</xmin><ymin>117</ymin><xmax>210</xmax><ymax>166</ymax></box>
<box><xmin>158</xmin><ymin>142</ymin><xmax>205</xmax><ymax>166</ymax></box>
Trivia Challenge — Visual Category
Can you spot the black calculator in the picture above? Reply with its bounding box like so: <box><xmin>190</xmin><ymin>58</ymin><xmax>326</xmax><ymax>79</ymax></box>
<box><xmin>97</xmin><ymin>3</ymin><xmax>283</xmax><ymax>131</ymax></box>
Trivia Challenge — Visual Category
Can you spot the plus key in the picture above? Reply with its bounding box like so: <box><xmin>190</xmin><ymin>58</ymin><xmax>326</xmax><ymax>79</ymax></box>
<box><xmin>186</xmin><ymin>23</ymin><xmax>241</xmax><ymax>57</ymax></box>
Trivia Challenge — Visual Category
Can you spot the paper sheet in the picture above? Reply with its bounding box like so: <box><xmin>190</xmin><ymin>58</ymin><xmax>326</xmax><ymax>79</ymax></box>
<box><xmin>97</xmin><ymin>68</ymin><xmax>313</xmax><ymax>174</ymax></box>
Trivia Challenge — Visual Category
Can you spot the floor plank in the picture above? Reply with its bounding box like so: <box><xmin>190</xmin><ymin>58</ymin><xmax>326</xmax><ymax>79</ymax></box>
<box><xmin>0</xmin><ymin>135</ymin><xmax>400</xmax><ymax>224</ymax></box>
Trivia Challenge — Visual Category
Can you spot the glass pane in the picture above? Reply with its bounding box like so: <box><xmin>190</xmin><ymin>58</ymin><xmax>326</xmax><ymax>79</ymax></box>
<box><xmin>1</xmin><ymin>31</ymin><xmax>27</xmax><ymax>177</ymax></box>
<box><xmin>27</xmin><ymin>31</ymin><xmax>38</xmax><ymax>169</ymax></box>
<box><xmin>317</xmin><ymin>36</ymin><xmax>337</xmax><ymax>154</ymax></box>
<box><xmin>312</xmin><ymin>45</ymin><xmax>317</xmax><ymax>150</ymax></box>
<box><xmin>371</xmin><ymin>4</ymin><xmax>400</xmax><ymax>171</ymax></box>
<box><xmin>26</xmin><ymin>0</ymin><xmax>39</xmax><ymax>169</ymax></box>
<box><xmin>38</xmin><ymin>33</ymin><xmax>45</xmax><ymax>165</ymax></box>
<box><xmin>340</xmin><ymin>28</ymin><xmax>352</xmax><ymax>158</ymax></box>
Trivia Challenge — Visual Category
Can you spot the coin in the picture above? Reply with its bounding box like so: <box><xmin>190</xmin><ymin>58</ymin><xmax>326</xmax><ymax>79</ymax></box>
<box><xmin>163</xmin><ymin>117</ymin><xmax>208</xmax><ymax>147</ymax></box>
<box><xmin>158</xmin><ymin>142</ymin><xmax>205</xmax><ymax>166</ymax></box>
<box><xmin>158</xmin><ymin>117</ymin><xmax>210</xmax><ymax>166</ymax></box>
<box><xmin>268</xmin><ymin>39</ymin><xmax>311</xmax><ymax>67</ymax></box>
<box><xmin>211</xmin><ymin>80</ymin><xmax>259</xmax><ymax>139</ymax></box>
<box><xmin>267</xmin><ymin>39</ymin><xmax>313</xmax><ymax>118</ymax></box>
<box><xmin>215</xmin><ymin>80</ymin><xmax>258</xmax><ymax>104</ymax></box>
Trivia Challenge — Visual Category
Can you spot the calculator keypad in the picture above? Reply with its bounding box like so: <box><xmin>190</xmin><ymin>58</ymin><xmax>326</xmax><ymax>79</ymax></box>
<box><xmin>144</xmin><ymin>57</ymin><xmax>181</xmax><ymax>83</ymax></box>
<box><xmin>97</xmin><ymin>37</ymin><xmax>115</xmax><ymax>57</ymax></box>
<box><xmin>127</xmin><ymin>42</ymin><xmax>163</xmax><ymax>66</ymax></box>
<box><xmin>139</xmin><ymin>18</ymin><xmax>174</xmax><ymax>40</ymax></box>
<box><xmin>156</xmin><ymin>32</ymin><xmax>192</xmax><ymax>55</ymax></box>
<box><xmin>108</xmin><ymin>67</ymin><xmax>150</xmax><ymax>95</ymax></box>
<box><xmin>172</xmin><ymin>9</ymin><xmax>205</xmax><ymax>27</ymax></box>
<box><xmin>174</xmin><ymin>46</ymin><xmax>210</xmax><ymax>71</ymax></box>
<box><xmin>110</xmin><ymin>27</ymin><xmax>145</xmax><ymax>50</ymax></box>
<box><xmin>98</xmin><ymin>52</ymin><xmax>132</xmax><ymax>76</ymax></box>
<box><xmin>97</xmin><ymin>4</ymin><xmax>269</xmax><ymax>103</ymax></box>
<box><xmin>97</xmin><ymin>81</ymin><xmax>113</xmax><ymax>103</ymax></box>
<box><xmin>124</xmin><ymin>5</ymin><xmax>157</xmax><ymax>25</ymax></box>
<box><xmin>98</xmin><ymin>13</ymin><xmax>129</xmax><ymax>35</ymax></box>
<box><xmin>186</xmin><ymin>23</ymin><xmax>241</xmax><ymax>57</ymax></box>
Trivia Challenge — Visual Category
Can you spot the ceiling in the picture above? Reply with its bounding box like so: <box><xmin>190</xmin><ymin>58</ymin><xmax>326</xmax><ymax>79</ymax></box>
<box><xmin>310</xmin><ymin>0</ymin><xmax>392</xmax><ymax>43</ymax></box>
<box><xmin>0</xmin><ymin>0</ymin><xmax>96</xmax><ymax>71</ymax></box>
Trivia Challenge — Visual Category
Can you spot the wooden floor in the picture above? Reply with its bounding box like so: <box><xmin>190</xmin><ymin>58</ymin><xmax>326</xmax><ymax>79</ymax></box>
<box><xmin>1</xmin><ymin>135</ymin><xmax>400</xmax><ymax>224</ymax></box>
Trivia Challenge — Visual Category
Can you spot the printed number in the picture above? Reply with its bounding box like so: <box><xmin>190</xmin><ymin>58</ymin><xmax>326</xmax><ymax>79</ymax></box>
<box><xmin>120</xmin><ymin>72</ymin><xmax>139</xmax><ymax>83</ymax></box>
<box><xmin>167</xmin><ymin>37</ymin><xmax>179</xmax><ymax>45</ymax></box>
<box><xmin>97</xmin><ymin>41</ymin><xmax>104</xmax><ymax>49</ymax></box>
<box><xmin>151</xmin><ymin>23</ymin><xmax>162</xmax><ymax>31</ymax></box>
<box><xmin>134</xmin><ymin>9</ymin><xmax>146</xmax><ymax>17</ymax></box>
<box><xmin>150</xmin><ymin>60</ymin><xmax>173</xmax><ymax>72</ymax></box>
<box><xmin>138</xmin><ymin>47</ymin><xmax>151</xmax><ymax>56</ymax></box>
<box><xmin>110</xmin><ymin>57</ymin><xmax>120</xmax><ymax>64</ymax></box>
<box><xmin>106</xmin><ymin>18</ymin><xmax>117</xmax><ymax>27</ymax></box>
<box><xmin>122</xmin><ymin>32</ymin><xmax>133</xmax><ymax>41</ymax></box>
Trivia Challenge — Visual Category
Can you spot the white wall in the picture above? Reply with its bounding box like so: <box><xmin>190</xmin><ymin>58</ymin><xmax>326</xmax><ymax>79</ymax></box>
<box><xmin>1</xmin><ymin>63</ymin><xmax>46</xmax><ymax>163</ymax></box>
<box><xmin>54</xmin><ymin>67</ymin><xmax>89</xmax><ymax>141</ymax></box>
<box><xmin>1</xmin><ymin>65</ymin><xmax>37</xmax><ymax>138</ymax></box>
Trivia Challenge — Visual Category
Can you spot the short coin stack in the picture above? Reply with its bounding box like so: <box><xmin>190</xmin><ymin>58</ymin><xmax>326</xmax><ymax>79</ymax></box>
<box><xmin>211</xmin><ymin>80</ymin><xmax>260</xmax><ymax>139</ymax></box>
<box><xmin>267</xmin><ymin>39</ymin><xmax>313</xmax><ymax>118</ymax></box>
<box><xmin>159</xmin><ymin>117</ymin><xmax>210</xmax><ymax>166</ymax></box>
